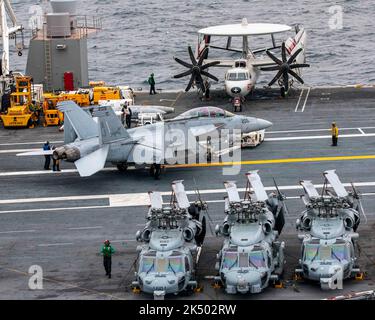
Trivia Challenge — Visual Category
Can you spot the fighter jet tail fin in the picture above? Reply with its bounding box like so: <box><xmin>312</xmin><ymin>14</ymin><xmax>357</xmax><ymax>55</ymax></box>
<box><xmin>57</xmin><ymin>101</ymin><xmax>98</xmax><ymax>142</ymax></box>
<box><xmin>91</xmin><ymin>105</ymin><xmax>131</xmax><ymax>145</ymax></box>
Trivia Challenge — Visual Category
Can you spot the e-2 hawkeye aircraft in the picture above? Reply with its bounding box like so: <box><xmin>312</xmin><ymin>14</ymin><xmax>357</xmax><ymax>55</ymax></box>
<box><xmin>17</xmin><ymin>101</ymin><xmax>272</xmax><ymax>178</ymax></box>
<box><xmin>174</xmin><ymin>19</ymin><xmax>309</xmax><ymax>109</ymax></box>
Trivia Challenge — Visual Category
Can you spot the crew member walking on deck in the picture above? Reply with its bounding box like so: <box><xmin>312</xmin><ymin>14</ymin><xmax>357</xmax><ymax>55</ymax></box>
<box><xmin>331</xmin><ymin>122</ymin><xmax>339</xmax><ymax>146</ymax></box>
<box><xmin>148</xmin><ymin>73</ymin><xmax>157</xmax><ymax>95</ymax></box>
<box><xmin>43</xmin><ymin>141</ymin><xmax>51</xmax><ymax>170</ymax></box>
<box><xmin>100</xmin><ymin>240</ymin><xmax>115</xmax><ymax>279</ymax></box>
<box><xmin>125</xmin><ymin>106</ymin><xmax>132</xmax><ymax>128</ymax></box>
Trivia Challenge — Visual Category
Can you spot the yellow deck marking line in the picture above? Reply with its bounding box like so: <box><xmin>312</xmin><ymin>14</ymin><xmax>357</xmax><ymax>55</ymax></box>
<box><xmin>0</xmin><ymin>265</ymin><xmax>123</xmax><ymax>300</ymax></box>
<box><xmin>169</xmin><ymin>91</ymin><xmax>183</xmax><ymax>108</ymax></box>
<box><xmin>166</xmin><ymin>154</ymin><xmax>375</xmax><ymax>169</ymax></box>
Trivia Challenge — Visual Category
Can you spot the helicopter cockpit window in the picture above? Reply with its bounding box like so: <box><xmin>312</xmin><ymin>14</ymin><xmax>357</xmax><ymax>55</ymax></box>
<box><xmin>142</xmin><ymin>256</ymin><xmax>185</xmax><ymax>273</ymax></box>
<box><xmin>168</xmin><ymin>257</ymin><xmax>184</xmax><ymax>273</ymax></box>
<box><xmin>304</xmin><ymin>243</ymin><xmax>348</xmax><ymax>262</ymax></box>
<box><xmin>141</xmin><ymin>256</ymin><xmax>155</xmax><ymax>273</ymax></box>
<box><xmin>249</xmin><ymin>251</ymin><xmax>266</xmax><ymax>268</ymax></box>
<box><xmin>222</xmin><ymin>251</ymin><xmax>238</xmax><ymax>269</ymax></box>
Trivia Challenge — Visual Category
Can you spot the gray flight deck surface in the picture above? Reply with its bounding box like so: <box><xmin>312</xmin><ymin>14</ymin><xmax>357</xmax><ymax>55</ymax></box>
<box><xmin>0</xmin><ymin>86</ymin><xmax>375</xmax><ymax>300</ymax></box>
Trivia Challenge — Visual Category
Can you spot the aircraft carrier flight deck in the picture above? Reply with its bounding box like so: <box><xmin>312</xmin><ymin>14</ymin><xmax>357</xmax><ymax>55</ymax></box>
<box><xmin>0</xmin><ymin>86</ymin><xmax>374</xmax><ymax>300</ymax></box>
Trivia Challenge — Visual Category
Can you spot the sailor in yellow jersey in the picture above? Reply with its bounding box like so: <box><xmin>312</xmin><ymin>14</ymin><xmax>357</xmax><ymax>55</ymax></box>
<box><xmin>331</xmin><ymin>122</ymin><xmax>339</xmax><ymax>146</ymax></box>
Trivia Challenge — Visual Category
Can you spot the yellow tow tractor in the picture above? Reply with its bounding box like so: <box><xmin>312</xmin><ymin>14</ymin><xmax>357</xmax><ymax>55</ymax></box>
<box><xmin>42</xmin><ymin>93</ymin><xmax>65</xmax><ymax>127</ymax></box>
<box><xmin>0</xmin><ymin>76</ymin><xmax>41</xmax><ymax>128</ymax></box>
<box><xmin>92</xmin><ymin>86</ymin><xmax>122</xmax><ymax>104</ymax></box>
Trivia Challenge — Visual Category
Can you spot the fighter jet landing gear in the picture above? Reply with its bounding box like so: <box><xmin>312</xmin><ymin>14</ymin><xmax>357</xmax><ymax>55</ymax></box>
<box><xmin>149</xmin><ymin>164</ymin><xmax>161</xmax><ymax>179</ymax></box>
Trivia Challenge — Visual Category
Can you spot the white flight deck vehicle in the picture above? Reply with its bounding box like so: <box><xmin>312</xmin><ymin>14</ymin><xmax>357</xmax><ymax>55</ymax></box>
<box><xmin>174</xmin><ymin>19</ymin><xmax>309</xmax><ymax>110</ymax></box>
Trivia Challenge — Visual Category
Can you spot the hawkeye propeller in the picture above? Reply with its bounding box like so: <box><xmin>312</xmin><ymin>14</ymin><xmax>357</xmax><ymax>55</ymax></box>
<box><xmin>261</xmin><ymin>42</ymin><xmax>310</xmax><ymax>95</ymax></box>
<box><xmin>174</xmin><ymin>46</ymin><xmax>220</xmax><ymax>93</ymax></box>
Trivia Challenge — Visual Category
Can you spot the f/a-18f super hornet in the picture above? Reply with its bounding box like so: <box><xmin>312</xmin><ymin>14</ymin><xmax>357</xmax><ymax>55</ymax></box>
<box><xmin>132</xmin><ymin>180</ymin><xmax>208</xmax><ymax>299</ymax></box>
<box><xmin>18</xmin><ymin>101</ymin><xmax>272</xmax><ymax>178</ymax></box>
<box><xmin>214</xmin><ymin>171</ymin><xmax>287</xmax><ymax>294</ymax></box>
<box><xmin>295</xmin><ymin>170</ymin><xmax>366</xmax><ymax>290</ymax></box>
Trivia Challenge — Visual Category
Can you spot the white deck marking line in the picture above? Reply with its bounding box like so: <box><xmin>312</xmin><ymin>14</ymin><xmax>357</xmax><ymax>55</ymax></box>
<box><xmin>301</xmin><ymin>87</ymin><xmax>311</xmax><ymax>112</ymax></box>
<box><xmin>38</xmin><ymin>242</ymin><xmax>74</xmax><ymax>247</ymax></box>
<box><xmin>0</xmin><ymin>148</ymin><xmax>40</xmax><ymax>154</ymax></box>
<box><xmin>68</xmin><ymin>226</ymin><xmax>103</xmax><ymax>230</ymax></box>
<box><xmin>0</xmin><ymin>168</ymin><xmax>117</xmax><ymax>176</ymax></box>
<box><xmin>265</xmin><ymin>133</ymin><xmax>375</xmax><ymax>141</ymax></box>
<box><xmin>0</xmin><ymin>141</ymin><xmax>63</xmax><ymax>147</ymax></box>
<box><xmin>268</xmin><ymin>127</ymin><xmax>375</xmax><ymax>134</ymax></box>
<box><xmin>358</xmin><ymin>128</ymin><xmax>366</xmax><ymax>135</ymax></box>
<box><xmin>1</xmin><ymin>132</ymin><xmax>375</xmax><ymax>158</ymax></box>
<box><xmin>295</xmin><ymin>88</ymin><xmax>305</xmax><ymax>112</ymax></box>
<box><xmin>0</xmin><ymin>182</ymin><xmax>375</xmax><ymax>213</ymax></box>
<box><xmin>0</xmin><ymin>230</ymin><xmax>36</xmax><ymax>234</ymax></box>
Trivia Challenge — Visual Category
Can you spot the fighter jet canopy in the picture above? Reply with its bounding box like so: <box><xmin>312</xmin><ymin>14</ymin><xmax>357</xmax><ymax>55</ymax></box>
<box><xmin>175</xmin><ymin>107</ymin><xmax>234</xmax><ymax>120</ymax></box>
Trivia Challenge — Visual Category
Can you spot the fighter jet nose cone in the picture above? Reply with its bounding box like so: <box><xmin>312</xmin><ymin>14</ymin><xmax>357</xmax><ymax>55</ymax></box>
<box><xmin>256</xmin><ymin>118</ymin><xmax>273</xmax><ymax>130</ymax></box>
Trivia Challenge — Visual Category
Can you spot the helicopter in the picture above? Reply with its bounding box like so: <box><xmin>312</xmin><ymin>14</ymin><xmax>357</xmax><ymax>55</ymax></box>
<box><xmin>295</xmin><ymin>170</ymin><xmax>367</xmax><ymax>290</ymax></box>
<box><xmin>132</xmin><ymin>180</ymin><xmax>209</xmax><ymax>299</ymax></box>
<box><xmin>214</xmin><ymin>171</ymin><xmax>287</xmax><ymax>294</ymax></box>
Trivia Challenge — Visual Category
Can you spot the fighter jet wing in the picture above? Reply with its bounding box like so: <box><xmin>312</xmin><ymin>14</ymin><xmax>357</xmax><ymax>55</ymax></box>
<box><xmin>188</xmin><ymin>123</ymin><xmax>225</xmax><ymax>138</ymax></box>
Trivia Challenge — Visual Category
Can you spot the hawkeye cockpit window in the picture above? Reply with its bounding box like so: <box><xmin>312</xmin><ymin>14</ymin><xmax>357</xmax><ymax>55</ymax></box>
<box><xmin>226</xmin><ymin>72</ymin><xmax>250</xmax><ymax>81</ymax></box>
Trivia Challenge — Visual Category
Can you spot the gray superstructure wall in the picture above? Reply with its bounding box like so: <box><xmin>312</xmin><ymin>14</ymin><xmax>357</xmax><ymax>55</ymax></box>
<box><xmin>26</xmin><ymin>37</ymin><xmax>89</xmax><ymax>91</ymax></box>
